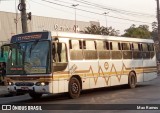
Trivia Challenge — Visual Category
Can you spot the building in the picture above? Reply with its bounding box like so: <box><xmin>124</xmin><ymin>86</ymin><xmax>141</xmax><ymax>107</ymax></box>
<box><xmin>0</xmin><ymin>11</ymin><xmax>100</xmax><ymax>41</ymax></box>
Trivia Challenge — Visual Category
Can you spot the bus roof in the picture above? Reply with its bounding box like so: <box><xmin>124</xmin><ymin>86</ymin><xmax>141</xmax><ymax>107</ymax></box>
<box><xmin>10</xmin><ymin>31</ymin><xmax>154</xmax><ymax>44</ymax></box>
<box><xmin>51</xmin><ymin>31</ymin><xmax>154</xmax><ymax>43</ymax></box>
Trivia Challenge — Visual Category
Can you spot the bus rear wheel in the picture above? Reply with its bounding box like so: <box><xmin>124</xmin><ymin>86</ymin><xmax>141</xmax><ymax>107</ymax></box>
<box><xmin>29</xmin><ymin>92</ymin><xmax>42</xmax><ymax>99</ymax></box>
<box><xmin>68</xmin><ymin>77</ymin><xmax>81</xmax><ymax>99</ymax></box>
<box><xmin>128</xmin><ymin>72</ymin><xmax>137</xmax><ymax>88</ymax></box>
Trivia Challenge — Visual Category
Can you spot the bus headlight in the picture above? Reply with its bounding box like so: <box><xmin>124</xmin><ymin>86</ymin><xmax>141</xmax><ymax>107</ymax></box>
<box><xmin>8</xmin><ymin>82</ymin><xmax>14</xmax><ymax>86</ymax></box>
<box><xmin>35</xmin><ymin>82</ymin><xmax>49</xmax><ymax>86</ymax></box>
<box><xmin>41</xmin><ymin>82</ymin><xmax>45</xmax><ymax>86</ymax></box>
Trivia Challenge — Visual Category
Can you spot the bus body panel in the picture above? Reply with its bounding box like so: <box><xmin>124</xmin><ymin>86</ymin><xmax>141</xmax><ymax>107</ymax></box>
<box><xmin>4</xmin><ymin>31</ymin><xmax>157</xmax><ymax>96</ymax></box>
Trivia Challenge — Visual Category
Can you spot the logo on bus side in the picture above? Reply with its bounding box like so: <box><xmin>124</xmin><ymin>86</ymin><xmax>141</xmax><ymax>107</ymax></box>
<box><xmin>104</xmin><ymin>62</ymin><xmax>109</xmax><ymax>70</ymax></box>
<box><xmin>69</xmin><ymin>64</ymin><xmax>77</xmax><ymax>75</ymax></box>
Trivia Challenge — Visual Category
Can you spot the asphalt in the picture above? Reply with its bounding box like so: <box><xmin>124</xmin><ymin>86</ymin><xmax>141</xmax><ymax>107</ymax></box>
<box><xmin>0</xmin><ymin>85</ymin><xmax>8</xmax><ymax>97</ymax></box>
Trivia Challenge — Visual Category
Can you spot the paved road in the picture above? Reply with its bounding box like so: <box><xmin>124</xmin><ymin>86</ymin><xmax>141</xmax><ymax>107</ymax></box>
<box><xmin>0</xmin><ymin>76</ymin><xmax>160</xmax><ymax>113</ymax></box>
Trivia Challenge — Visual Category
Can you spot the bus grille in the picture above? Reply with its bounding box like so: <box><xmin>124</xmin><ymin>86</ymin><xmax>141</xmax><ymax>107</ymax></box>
<box><xmin>15</xmin><ymin>82</ymin><xmax>34</xmax><ymax>86</ymax></box>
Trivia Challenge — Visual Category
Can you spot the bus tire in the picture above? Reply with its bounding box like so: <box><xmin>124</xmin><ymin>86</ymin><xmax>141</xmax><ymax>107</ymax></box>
<box><xmin>29</xmin><ymin>92</ymin><xmax>42</xmax><ymax>99</ymax></box>
<box><xmin>68</xmin><ymin>77</ymin><xmax>81</xmax><ymax>99</ymax></box>
<box><xmin>128</xmin><ymin>72</ymin><xmax>137</xmax><ymax>89</ymax></box>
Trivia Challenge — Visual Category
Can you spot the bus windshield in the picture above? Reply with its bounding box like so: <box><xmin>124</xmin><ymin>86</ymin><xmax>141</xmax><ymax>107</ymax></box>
<box><xmin>6</xmin><ymin>40</ymin><xmax>51</xmax><ymax>75</ymax></box>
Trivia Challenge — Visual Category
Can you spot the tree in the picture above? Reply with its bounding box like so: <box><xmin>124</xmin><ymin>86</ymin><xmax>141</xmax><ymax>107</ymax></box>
<box><xmin>122</xmin><ymin>24</ymin><xmax>151</xmax><ymax>39</ymax></box>
<box><xmin>81</xmin><ymin>24</ymin><xmax>119</xmax><ymax>36</ymax></box>
<box><xmin>151</xmin><ymin>22</ymin><xmax>158</xmax><ymax>40</ymax></box>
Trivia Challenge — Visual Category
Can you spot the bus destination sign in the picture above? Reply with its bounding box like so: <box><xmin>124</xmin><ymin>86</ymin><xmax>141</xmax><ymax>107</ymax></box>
<box><xmin>11</xmin><ymin>32</ymin><xmax>50</xmax><ymax>43</ymax></box>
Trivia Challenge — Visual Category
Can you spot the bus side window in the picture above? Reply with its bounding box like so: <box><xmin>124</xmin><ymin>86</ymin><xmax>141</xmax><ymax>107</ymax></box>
<box><xmin>148</xmin><ymin>43</ymin><xmax>154</xmax><ymax>51</ymax></box>
<box><xmin>79</xmin><ymin>40</ymin><xmax>83</xmax><ymax>49</ymax></box>
<box><xmin>110</xmin><ymin>42</ymin><xmax>113</xmax><ymax>50</ymax></box>
<box><xmin>69</xmin><ymin>40</ymin><xmax>83</xmax><ymax>60</ymax></box>
<box><xmin>138</xmin><ymin>43</ymin><xmax>142</xmax><ymax>51</ymax></box>
<box><xmin>84</xmin><ymin>40</ymin><xmax>97</xmax><ymax>60</ymax></box>
<box><xmin>105</xmin><ymin>41</ymin><xmax>110</xmax><ymax>50</ymax></box>
<box><xmin>111</xmin><ymin>41</ymin><xmax>122</xmax><ymax>59</ymax></box>
<box><xmin>69</xmin><ymin>40</ymin><xmax>72</xmax><ymax>49</ymax></box>
<box><xmin>122</xmin><ymin>43</ymin><xmax>132</xmax><ymax>59</ymax></box>
<box><xmin>142</xmin><ymin>43</ymin><xmax>150</xmax><ymax>59</ymax></box>
<box><xmin>97</xmin><ymin>41</ymin><xmax>110</xmax><ymax>59</ymax></box>
<box><xmin>133</xmin><ymin>43</ymin><xmax>142</xmax><ymax>59</ymax></box>
<box><xmin>83</xmin><ymin>41</ymin><xmax>86</xmax><ymax>49</ymax></box>
<box><xmin>148</xmin><ymin>43</ymin><xmax>155</xmax><ymax>59</ymax></box>
<box><xmin>122</xmin><ymin>43</ymin><xmax>130</xmax><ymax>50</ymax></box>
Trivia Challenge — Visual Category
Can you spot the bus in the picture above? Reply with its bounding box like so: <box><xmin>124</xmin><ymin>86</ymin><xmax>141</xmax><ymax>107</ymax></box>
<box><xmin>3</xmin><ymin>31</ymin><xmax>157</xmax><ymax>99</ymax></box>
<box><xmin>0</xmin><ymin>41</ymin><xmax>7</xmax><ymax>63</ymax></box>
<box><xmin>0</xmin><ymin>41</ymin><xmax>8</xmax><ymax>83</ymax></box>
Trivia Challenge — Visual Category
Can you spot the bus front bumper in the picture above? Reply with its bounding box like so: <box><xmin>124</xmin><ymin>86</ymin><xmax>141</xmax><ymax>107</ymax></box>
<box><xmin>7</xmin><ymin>85</ymin><xmax>51</xmax><ymax>94</ymax></box>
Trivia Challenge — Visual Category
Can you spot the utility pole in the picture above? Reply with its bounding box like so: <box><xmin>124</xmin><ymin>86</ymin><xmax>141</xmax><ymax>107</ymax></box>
<box><xmin>18</xmin><ymin>0</ymin><xmax>28</xmax><ymax>33</ymax></box>
<box><xmin>72</xmin><ymin>4</ymin><xmax>79</xmax><ymax>33</ymax></box>
<box><xmin>156</xmin><ymin>0</ymin><xmax>160</xmax><ymax>60</ymax></box>
<box><xmin>15</xmin><ymin>0</ymin><xmax>18</xmax><ymax>34</ymax></box>
<box><xmin>103</xmin><ymin>12</ymin><xmax>109</xmax><ymax>28</ymax></box>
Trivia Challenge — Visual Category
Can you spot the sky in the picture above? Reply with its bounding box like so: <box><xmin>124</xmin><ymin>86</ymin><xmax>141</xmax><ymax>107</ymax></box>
<box><xmin>0</xmin><ymin>0</ymin><xmax>157</xmax><ymax>34</ymax></box>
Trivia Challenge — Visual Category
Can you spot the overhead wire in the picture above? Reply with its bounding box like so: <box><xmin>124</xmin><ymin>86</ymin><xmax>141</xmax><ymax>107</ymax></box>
<box><xmin>51</xmin><ymin>0</ymin><xmax>155</xmax><ymax>18</ymax></box>
<box><xmin>70</xmin><ymin>0</ymin><xmax>155</xmax><ymax>17</ymax></box>
<box><xmin>41</xmin><ymin>0</ymin><xmax>153</xmax><ymax>24</ymax></box>
<box><xmin>31</xmin><ymin>0</ymin><xmax>102</xmax><ymax>22</ymax></box>
<box><xmin>30</xmin><ymin>0</ymin><xmax>100</xmax><ymax>21</ymax></box>
<box><xmin>30</xmin><ymin>0</ymin><xmax>135</xmax><ymax>26</ymax></box>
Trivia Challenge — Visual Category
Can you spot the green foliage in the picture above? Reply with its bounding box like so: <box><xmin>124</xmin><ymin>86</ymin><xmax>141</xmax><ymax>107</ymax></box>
<box><xmin>122</xmin><ymin>24</ymin><xmax>151</xmax><ymax>39</ymax></box>
<box><xmin>81</xmin><ymin>25</ymin><xmax>119</xmax><ymax>36</ymax></box>
<box><xmin>151</xmin><ymin>22</ymin><xmax>158</xmax><ymax>40</ymax></box>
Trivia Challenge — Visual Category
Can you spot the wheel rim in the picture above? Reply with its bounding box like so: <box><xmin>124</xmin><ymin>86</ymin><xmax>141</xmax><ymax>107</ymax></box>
<box><xmin>69</xmin><ymin>77</ymin><xmax>81</xmax><ymax>98</ymax></box>
<box><xmin>71</xmin><ymin>82</ymin><xmax>79</xmax><ymax>94</ymax></box>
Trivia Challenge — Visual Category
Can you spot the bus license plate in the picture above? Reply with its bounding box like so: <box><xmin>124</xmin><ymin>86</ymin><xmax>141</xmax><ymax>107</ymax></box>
<box><xmin>21</xmin><ymin>87</ymin><xmax>29</xmax><ymax>90</ymax></box>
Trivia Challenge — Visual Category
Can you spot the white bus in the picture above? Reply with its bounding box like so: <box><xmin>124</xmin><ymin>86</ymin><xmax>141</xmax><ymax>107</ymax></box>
<box><xmin>3</xmin><ymin>31</ymin><xmax>157</xmax><ymax>99</ymax></box>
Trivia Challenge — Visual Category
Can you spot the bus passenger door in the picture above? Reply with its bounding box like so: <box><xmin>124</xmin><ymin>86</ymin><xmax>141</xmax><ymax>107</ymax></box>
<box><xmin>52</xmin><ymin>42</ymin><xmax>69</xmax><ymax>93</ymax></box>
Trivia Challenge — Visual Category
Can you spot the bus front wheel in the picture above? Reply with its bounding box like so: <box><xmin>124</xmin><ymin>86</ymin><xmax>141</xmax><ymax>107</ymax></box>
<box><xmin>68</xmin><ymin>77</ymin><xmax>81</xmax><ymax>99</ymax></box>
<box><xmin>128</xmin><ymin>72</ymin><xmax>137</xmax><ymax>88</ymax></box>
<box><xmin>29</xmin><ymin>92</ymin><xmax>42</xmax><ymax>99</ymax></box>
